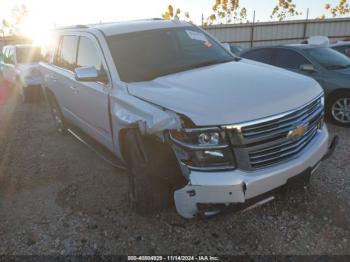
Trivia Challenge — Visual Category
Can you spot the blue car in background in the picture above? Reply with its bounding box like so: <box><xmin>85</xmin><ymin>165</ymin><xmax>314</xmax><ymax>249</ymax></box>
<box><xmin>331</xmin><ymin>42</ymin><xmax>350</xmax><ymax>58</ymax></box>
<box><xmin>240</xmin><ymin>44</ymin><xmax>350</xmax><ymax>127</ymax></box>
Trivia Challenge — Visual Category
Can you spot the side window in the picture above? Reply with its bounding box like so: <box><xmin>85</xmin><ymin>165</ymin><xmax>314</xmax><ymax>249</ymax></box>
<box><xmin>55</xmin><ymin>35</ymin><xmax>78</xmax><ymax>70</ymax></box>
<box><xmin>242</xmin><ymin>49</ymin><xmax>273</xmax><ymax>64</ymax></box>
<box><xmin>273</xmin><ymin>49</ymin><xmax>309</xmax><ymax>70</ymax></box>
<box><xmin>76</xmin><ymin>36</ymin><xmax>108</xmax><ymax>81</ymax></box>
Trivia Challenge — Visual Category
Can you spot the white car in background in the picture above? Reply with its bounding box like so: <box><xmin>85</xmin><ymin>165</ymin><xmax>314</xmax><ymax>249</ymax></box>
<box><xmin>0</xmin><ymin>44</ymin><xmax>42</xmax><ymax>102</ymax></box>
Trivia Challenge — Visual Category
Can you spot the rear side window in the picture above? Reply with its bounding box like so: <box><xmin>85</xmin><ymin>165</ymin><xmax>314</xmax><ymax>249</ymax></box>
<box><xmin>54</xmin><ymin>35</ymin><xmax>78</xmax><ymax>71</ymax></box>
<box><xmin>272</xmin><ymin>49</ymin><xmax>309</xmax><ymax>70</ymax></box>
<box><xmin>241</xmin><ymin>49</ymin><xmax>273</xmax><ymax>64</ymax></box>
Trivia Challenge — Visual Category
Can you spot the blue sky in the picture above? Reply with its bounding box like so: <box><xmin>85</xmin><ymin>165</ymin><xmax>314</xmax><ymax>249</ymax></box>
<box><xmin>174</xmin><ymin>0</ymin><xmax>344</xmax><ymax>23</ymax></box>
<box><xmin>0</xmin><ymin>0</ymin><xmax>347</xmax><ymax>28</ymax></box>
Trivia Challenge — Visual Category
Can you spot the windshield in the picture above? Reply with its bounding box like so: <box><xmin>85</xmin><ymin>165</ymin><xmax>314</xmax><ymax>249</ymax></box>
<box><xmin>106</xmin><ymin>27</ymin><xmax>234</xmax><ymax>82</ymax></box>
<box><xmin>306</xmin><ymin>47</ymin><xmax>350</xmax><ymax>70</ymax></box>
<box><xmin>16</xmin><ymin>47</ymin><xmax>42</xmax><ymax>64</ymax></box>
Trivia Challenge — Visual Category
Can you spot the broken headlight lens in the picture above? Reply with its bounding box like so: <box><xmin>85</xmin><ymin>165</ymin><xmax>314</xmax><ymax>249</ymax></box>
<box><xmin>169</xmin><ymin>128</ymin><xmax>236</xmax><ymax>170</ymax></box>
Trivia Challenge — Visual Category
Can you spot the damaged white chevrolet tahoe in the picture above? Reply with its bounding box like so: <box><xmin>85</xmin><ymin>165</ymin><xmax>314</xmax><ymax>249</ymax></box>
<box><xmin>40</xmin><ymin>19</ymin><xmax>337</xmax><ymax>219</ymax></box>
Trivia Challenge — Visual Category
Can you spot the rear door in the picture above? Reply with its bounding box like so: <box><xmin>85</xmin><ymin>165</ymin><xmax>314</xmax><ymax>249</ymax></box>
<box><xmin>70</xmin><ymin>34</ymin><xmax>113</xmax><ymax>150</ymax></box>
<box><xmin>50</xmin><ymin>35</ymin><xmax>79</xmax><ymax>122</ymax></box>
<box><xmin>271</xmin><ymin>48</ymin><xmax>311</xmax><ymax>73</ymax></box>
<box><xmin>271</xmin><ymin>48</ymin><xmax>329</xmax><ymax>89</ymax></box>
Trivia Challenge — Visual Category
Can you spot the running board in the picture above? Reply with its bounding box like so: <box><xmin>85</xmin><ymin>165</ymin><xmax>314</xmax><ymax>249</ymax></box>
<box><xmin>67</xmin><ymin>128</ymin><xmax>126</xmax><ymax>170</ymax></box>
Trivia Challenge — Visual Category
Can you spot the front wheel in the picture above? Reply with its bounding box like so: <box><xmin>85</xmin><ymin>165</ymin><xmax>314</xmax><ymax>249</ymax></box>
<box><xmin>327</xmin><ymin>92</ymin><xmax>350</xmax><ymax>127</ymax></box>
<box><xmin>123</xmin><ymin>129</ymin><xmax>182</xmax><ymax>216</ymax></box>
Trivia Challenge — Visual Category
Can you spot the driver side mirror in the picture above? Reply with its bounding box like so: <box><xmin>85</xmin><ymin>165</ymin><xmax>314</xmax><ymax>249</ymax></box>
<box><xmin>300</xmin><ymin>64</ymin><xmax>317</xmax><ymax>73</ymax></box>
<box><xmin>74</xmin><ymin>66</ymin><xmax>108</xmax><ymax>84</ymax></box>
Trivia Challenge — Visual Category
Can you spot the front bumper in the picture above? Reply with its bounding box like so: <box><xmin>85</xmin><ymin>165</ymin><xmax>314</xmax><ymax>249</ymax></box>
<box><xmin>174</xmin><ymin>126</ymin><xmax>333</xmax><ymax>219</ymax></box>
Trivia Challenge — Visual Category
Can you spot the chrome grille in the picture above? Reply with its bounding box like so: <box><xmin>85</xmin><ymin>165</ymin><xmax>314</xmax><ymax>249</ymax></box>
<box><xmin>225</xmin><ymin>95</ymin><xmax>324</xmax><ymax>170</ymax></box>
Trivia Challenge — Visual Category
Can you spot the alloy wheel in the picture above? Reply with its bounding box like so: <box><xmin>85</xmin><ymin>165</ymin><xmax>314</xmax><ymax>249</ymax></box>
<box><xmin>331</xmin><ymin>97</ymin><xmax>350</xmax><ymax>124</ymax></box>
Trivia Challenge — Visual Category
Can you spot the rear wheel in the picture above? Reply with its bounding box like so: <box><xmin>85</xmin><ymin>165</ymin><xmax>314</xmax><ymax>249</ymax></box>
<box><xmin>327</xmin><ymin>92</ymin><xmax>350</xmax><ymax>127</ymax></box>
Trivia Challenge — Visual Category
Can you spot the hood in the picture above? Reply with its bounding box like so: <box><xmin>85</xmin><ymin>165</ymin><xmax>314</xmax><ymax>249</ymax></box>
<box><xmin>127</xmin><ymin>59</ymin><xmax>323</xmax><ymax>126</ymax></box>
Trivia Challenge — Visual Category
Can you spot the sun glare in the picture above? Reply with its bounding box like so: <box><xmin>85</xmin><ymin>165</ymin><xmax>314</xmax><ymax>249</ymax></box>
<box><xmin>20</xmin><ymin>17</ymin><xmax>53</xmax><ymax>46</ymax></box>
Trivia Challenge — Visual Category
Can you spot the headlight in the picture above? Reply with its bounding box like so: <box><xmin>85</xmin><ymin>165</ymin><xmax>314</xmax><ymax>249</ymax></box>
<box><xmin>169</xmin><ymin>128</ymin><xmax>236</xmax><ymax>171</ymax></box>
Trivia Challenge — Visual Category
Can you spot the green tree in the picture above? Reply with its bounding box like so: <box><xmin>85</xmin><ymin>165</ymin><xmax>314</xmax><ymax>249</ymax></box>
<box><xmin>324</xmin><ymin>0</ymin><xmax>350</xmax><ymax>17</ymax></box>
<box><xmin>206</xmin><ymin>0</ymin><xmax>248</xmax><ymax>25</ymax></box>
<box><xmin>1</xmin><ymin>19</ymin><xmax>10</xmax><ymax>37</ymax></box>
<box><xmin>11</xmin><ymin>4</ymin><xmax>28</xmax><ymax>35</ymax></box>
<box><xmin>271</xmin><ymin>0</ymin><xmax>301</xmax><ymax>21</ymax></box>
<box><xmin>162</xmin><ymin>5</ymin><xmax>190</xmax><ymax>21</ymax></box>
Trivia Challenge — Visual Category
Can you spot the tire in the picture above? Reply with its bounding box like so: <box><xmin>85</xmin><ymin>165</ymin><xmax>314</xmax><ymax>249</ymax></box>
<box><xmin>326</xmin><ymin>91</ymin><xmax>350</xmax><ymax>127</ymax></box>
<box><xmin>123</xmin><ymin>129</ymin><xmax>183</xmax><ymax>216</ymax></box>
<box><xmin>49</xmin><ymin>96</ymin><xmax>67</xmax><ymax>135</ymax></box>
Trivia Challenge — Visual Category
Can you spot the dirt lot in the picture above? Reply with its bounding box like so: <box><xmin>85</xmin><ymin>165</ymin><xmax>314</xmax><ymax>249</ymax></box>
<box><xmin>0</xmin><ymin>81</ymin><xmax>349</xmax><ymax>255</ymax></box>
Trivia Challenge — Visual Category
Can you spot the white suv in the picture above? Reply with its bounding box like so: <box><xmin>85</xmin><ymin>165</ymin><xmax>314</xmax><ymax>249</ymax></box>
<box><xmin>40</xmin><ymin>19</ymin><xmax>335</xmax><ymax>219</ymax></box>
<box><xmin>1</xmin><ymin>44</ymin><xmax>42</xmax><ymax>102</ymax></box>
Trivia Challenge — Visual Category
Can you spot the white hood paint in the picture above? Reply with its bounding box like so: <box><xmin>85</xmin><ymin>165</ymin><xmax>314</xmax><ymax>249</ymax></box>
<box><xmin>128</xmin><ymin>59</ymin><xmax>323</xmax><ymax>126</ymax></box>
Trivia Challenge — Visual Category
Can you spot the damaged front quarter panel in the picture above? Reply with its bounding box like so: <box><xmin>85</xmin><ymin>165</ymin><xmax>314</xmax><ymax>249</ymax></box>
<box><xmin>110</xmin><ymin>89</ymin><xmax>183</xmax><ymax>160</ymax></box>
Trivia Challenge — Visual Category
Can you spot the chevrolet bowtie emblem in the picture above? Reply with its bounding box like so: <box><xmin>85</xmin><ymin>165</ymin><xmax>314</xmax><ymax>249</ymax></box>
<box><xmin>287</xmin><ymin>126</ymin><xmax>307</xmax><ymax>140</ymax></box>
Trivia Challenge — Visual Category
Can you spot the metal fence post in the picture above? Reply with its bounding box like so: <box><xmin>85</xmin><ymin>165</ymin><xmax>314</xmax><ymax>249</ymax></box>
<box><xmin>303</xmin><ymin>8</ymin><xmax>310</xmax><ymax>40</ymax></box>
<box><xmin>250</xmin><ymin>10</ymin><xmax>256</xmax><ymax>47</ymax></box>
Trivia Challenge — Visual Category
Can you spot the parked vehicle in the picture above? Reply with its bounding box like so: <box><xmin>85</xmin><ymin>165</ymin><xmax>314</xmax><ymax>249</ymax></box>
<box><xmin>0</xmin><ymin>44</ymin><xmax>42</xmax><ymax>102</ymax></box>
<box><xmin>40</xmin><ymin>19</ymin><xmax>335</xmax><ymax>219</ymax></box>
<box><xmin>331</xmin><ymin>42</ymin><xmax>350</xmax><ymax>58</ymax></box>
<box><xmin>240</xmin><ymin>45</ymin><xmax>350</xmax><ymax>127</ymax></box>
<box><xmin>222</xmin><ymin>43</ymin><xmax>243</xmax><ymax>54</ymax></box>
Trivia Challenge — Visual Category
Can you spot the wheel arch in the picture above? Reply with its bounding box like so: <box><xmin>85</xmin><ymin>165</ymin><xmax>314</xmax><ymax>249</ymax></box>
<box><xmin>326</xmin><ymin>88</ymin><xmax>350</xmax><ymax>100</ymax></box>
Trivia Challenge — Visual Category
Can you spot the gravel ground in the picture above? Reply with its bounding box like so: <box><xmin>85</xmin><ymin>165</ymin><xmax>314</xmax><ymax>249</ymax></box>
<box><xmin>0</xmin><ymin>81</ymin><xmax>349</xmax><ymax>255</ymax></box>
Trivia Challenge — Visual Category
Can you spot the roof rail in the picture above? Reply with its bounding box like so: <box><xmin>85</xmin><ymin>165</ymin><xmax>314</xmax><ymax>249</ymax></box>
<box><xmin>54</xmin><ymin>24</ymin><xmax>89</xmax><ymax>30</ymax></box>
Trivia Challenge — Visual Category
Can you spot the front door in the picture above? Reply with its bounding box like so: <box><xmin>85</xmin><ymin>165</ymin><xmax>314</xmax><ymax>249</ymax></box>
<box><xmin>69</xmin><ymin>34</ymin><xmax>113</xmax><ymax>151</ymax></box>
